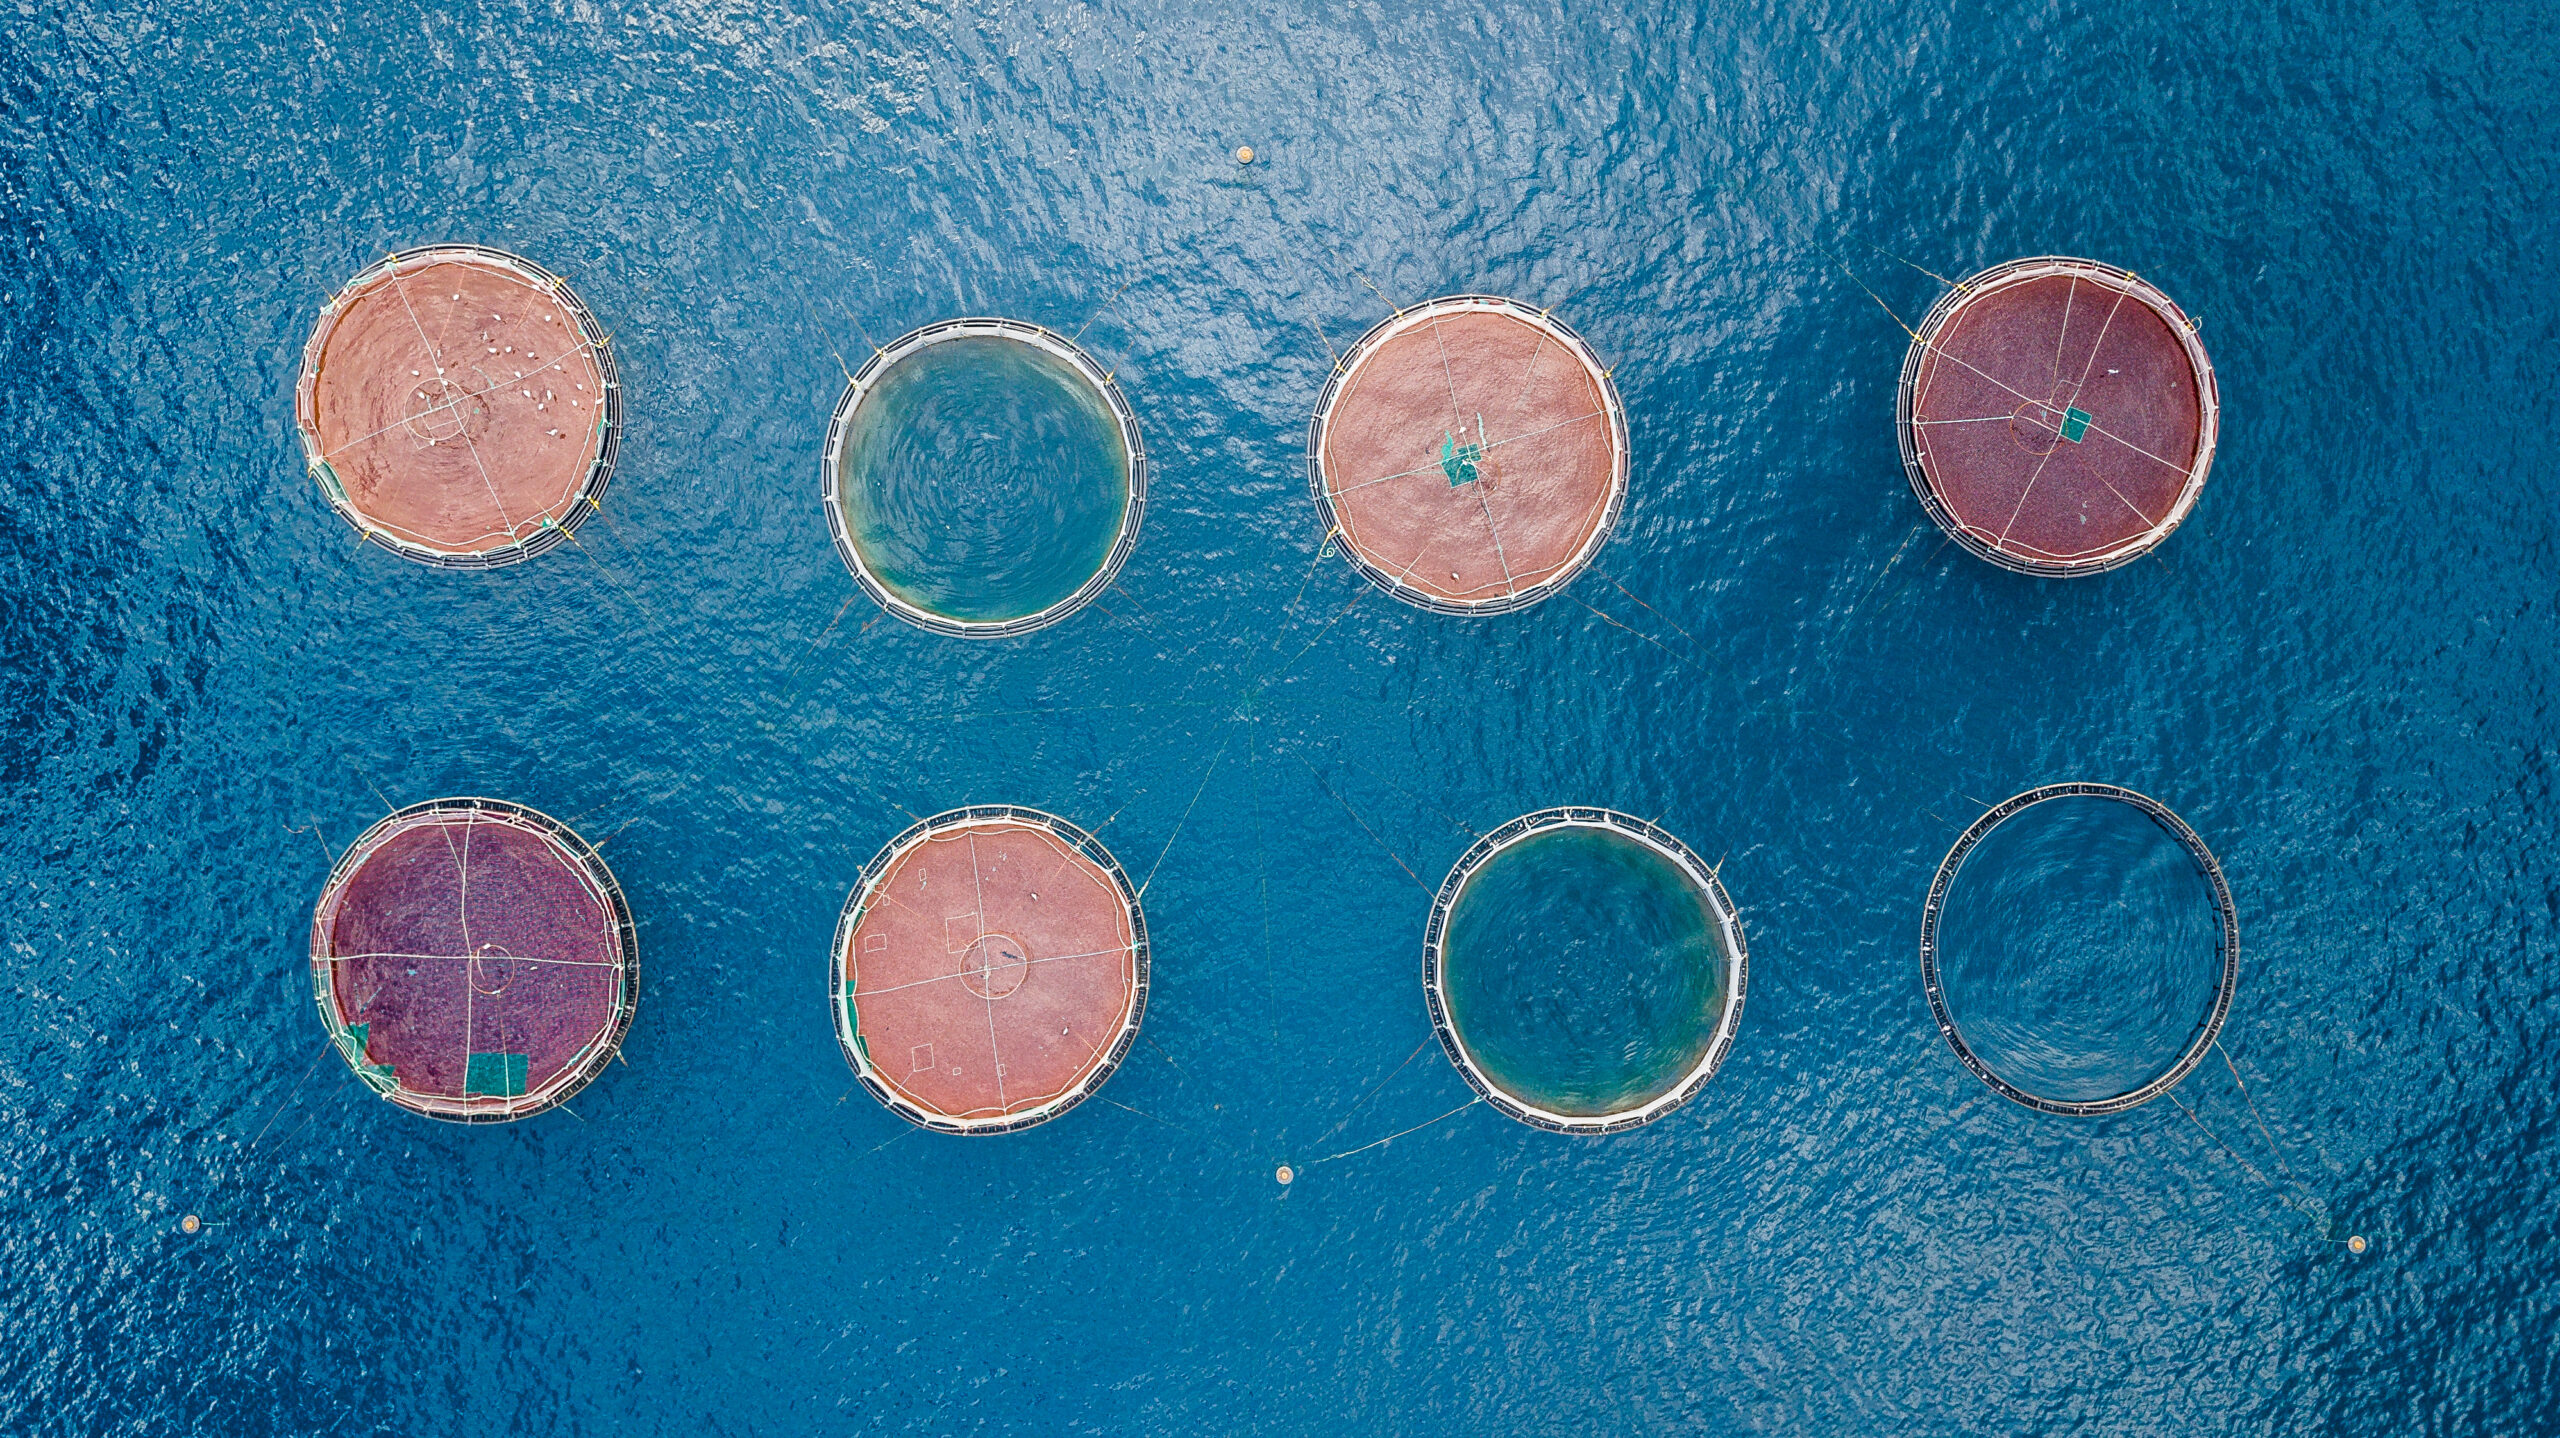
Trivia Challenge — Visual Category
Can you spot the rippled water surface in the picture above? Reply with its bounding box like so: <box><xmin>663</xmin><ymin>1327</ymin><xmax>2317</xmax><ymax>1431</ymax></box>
<box><xmin>6</xmin><ymin>0</ymin><xmax>2557</xmax><ymax>1433</ymax></box>
<box><xmin>1935</xmin><ymin>795</ymin><xmax>2225</xmax><ymax>1104</ymax></box>
<box><xmin>837</xmin><ymin>335</ymin><xmax>1129</xmax><ymax>624</ymax></box>
<box><xmin>1440</xmin><ymin>824</ymin><xmax>1727</xmax><ymax>1116</ymax></box>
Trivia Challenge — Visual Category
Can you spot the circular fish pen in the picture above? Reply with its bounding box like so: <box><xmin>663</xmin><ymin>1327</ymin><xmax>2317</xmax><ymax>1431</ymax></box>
<box><xmin>1919</xmin><ymin>783</ymin><xmax>2238</xmax><ymax>1116</ymax></box>
<box><xmin>1308</xmin><ymin>296</ymin><xmax>1628</xmax><ymax>615</ymax></box>
<box><xmin>1421</xmin><ymin>808</ymin><xmax>1746</xmax><ymax>1133</ymax></box>
<box><xmin>821</xmin><ymin>319</ymin><xmax>1147</xmax><ymax>638</ymax></box>
<box><xmin>309</xmin><ymin>798</ymin><xmax>637</xmax><ymax>1122</ymax></box>
<box><xmin>1896</xmin><ymin>258</ymin><xmax>2217</xmax><ymax>576</ymax></box>
<box><xmin>294</xmin><ymin>245</ymin><xmax>621</xmax><ymax>568</ymax></box>
<box><xmin>833</xmin><ymin>806</ymin><xmax>1149</xmax><ymax>1133</ymax></box>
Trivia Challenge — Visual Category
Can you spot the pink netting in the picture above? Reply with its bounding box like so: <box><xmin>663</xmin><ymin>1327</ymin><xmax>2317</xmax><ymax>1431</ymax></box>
<box><xmin>1907</xmin><ymin>271</ymin><xmax>2206</xmax><ymax>567</ymax></box>
<box><xmin>318</xmin><ymin>811</ymin><xmax>624</xmax><ymax>1108</ymax></box>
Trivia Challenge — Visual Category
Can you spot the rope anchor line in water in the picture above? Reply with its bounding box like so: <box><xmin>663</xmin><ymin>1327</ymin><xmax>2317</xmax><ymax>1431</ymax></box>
<box><xmin>1295</xmin><ymin>757</ymin><xmax>1430</xmax><ymax>893</ymax></box>
<box><xmin>2167</xmin><ymin>1059</ymin><xmax>2361</xmax><ymax>1252</ymax></box>
<box><xmin>1308</xmin><ymin>1096</ymin><xmax>1483</xmax><ymax>1167</ymax></box>
<box><xmin>1309</xmin><ymin>1034</ymin><xmax>1437</xmax><ymax>1148</ymax></box>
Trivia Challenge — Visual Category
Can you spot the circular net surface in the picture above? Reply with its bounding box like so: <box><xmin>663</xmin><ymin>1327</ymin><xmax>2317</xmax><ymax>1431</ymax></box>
<box><xmin>1309</xmin><ymin>296</ymin><xmax>1628</xmax><ymax>614</ymax></box>
<box><xmin>821</xmin><ymin>321</ymin><xmax>1145</xmax><ymax>638</ymax></box>
<box><xmin>1920</xmin><ymin>784</ymin><xmax>2237</xmax><ymax>1115</ymax></box>
<box><xmin>834</xmin><ymin>807</ymin><xmax>1149</xmax><ymax>1133</ymax></box>
<box><xmin>1898</xmin><ymin>258</ymin><xmax>2217</xmax><ymax>576</ymax></box>
<box><xmin>1423</xmin><ymin>809</ymin><xmax>1746</xmax><ymax>1133</ymax></box>
<box><xmin>294</xmin><ymin>245</ymin><xmax>620</xmax><ymax>568</ymax></box>
<box><xmin>309</xmin><ymin>798</ymin><xmax>637</xmax><ymax>1122</ymax></box>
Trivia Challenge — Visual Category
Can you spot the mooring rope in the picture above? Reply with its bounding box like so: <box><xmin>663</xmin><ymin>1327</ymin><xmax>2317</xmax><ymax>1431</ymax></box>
<box><xmin>1070</xmin><ymin>273</ymin><xmax>1151</xmax><ymax>346</ymax></box>
<box><xmin>771</xmin><ymin>588</ymin><xmax>867</xmax><ymax>704</ymax></box>
<box><xmin>1311</xmin><ymin>1096</ymin><xmax>1483</xmax><ymax>1166</ymax></box>
<box><xmin>2215</xmin><ymin>1040</ymin><xmax>2301</xmax><ymax>1186</ymax></box>
<box><xmin>1568</xmin><ymin>592</ymin><xmax>1691</xmax><ymax>667</ymax></box>
<box><xmin>284</xmin><ymin>817</ymin><xmax>337</xmax><ymax>868</ymax></box>
<box><xmin>1138</xmin><ymin>1032</ymin><xmax>1192</xmax><ymax>1084</ymax></box>
<box><xmin>1839</xmin><ymin>522</ymin><xmax>1927</xmax><ymax>623</ymax></box>
<box><xmin>1860</xmin><ymin>238</ymin><xmax>1968</xmax><ymax>292</ymax></box>
<box><xmin>1264</xmin><ymin>585</ymin><xmax>1369</xmax><ymax>688</ymax></box>
<box><xmin>856</xmin><ymin>1125</ymin><xmax>912</xmax><ymax>1160</ymax></box>
<box><xmin>1136</xmin><ymin>730</ymin><xmax>1234</xmax><ymax>899</ymax></box>
<box><xmin>2210</xmin><ymin>1039</ymin><xmax>2341</xmax><ymax>1234</ymax></box>
<box><xmin>1263</xmin><ymin>544</ymin><xmax>1336</xmax><ymax>660</ymax></box>
<box><xmin>1097</xmin><ymin>1095</ymin><xmax>1252</xmax><ymax>1160</ymax></box>
<box><xmin>1295</xmin><ymin>757</ymin><xmax>1430</xmax><ymax>892</ymax></box>
<box><xmin>1318</xmin><ymin>743</ymin><xmax>1482</xmax><ymax>842</ymax></box>
<box><xmin>245</xmin><ymin>1038</ymin><xmax>340</xmax><ymax>1150</ymax></box>
<box><xmin>1247</xmin><ymin>726</ymin><xmax>1289</xmax><ymax>1067</ymax></box>
<box><xmin>2168</xmin><ymin>1091</ymin><xmax>2335</xmax><ymax>1239</ymax></box>
<box><xmin>1310</xmin><ymin>1035</ymin><xmax>1437</xmax><ymax>1147</ymax></box>
<box><xmin>1595</xmin><ymin>567</ymin><xmax>1702</xmax><ymax>647</ymax></box>
<box><xmin>1813</xmin><ymin>238</ymin><xmax>1922</xmax><ymax>341</ymax></box>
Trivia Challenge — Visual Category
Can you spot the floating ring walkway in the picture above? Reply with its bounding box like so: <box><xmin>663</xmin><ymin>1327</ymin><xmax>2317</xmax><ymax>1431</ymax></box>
<box><xmin>309</xmin><ymin>797</ymin><xmax>638</xmax><ymax>1122</ymax></box>
<box><xmin>1422</xmin><ymin>807</ymin><xmax>1747</xmax><ymax>1133</ymax></box>
<box><xmin>1897</xmin><ymin>258</ymin><xmax>2217</xmax><ymax>576</ymax></box>
<box><xmin>820</xmin><ymin>319</ymin><xmax>1147</xmax><ymax>638</ymax></box>
<box><xmin>1918</xmin><ymin>782</ymin><xmax>2238</xmax><ymax>1115</ymax></box>
<box><xmin>1309</xmin><ymin>296</ymin><xmax>1628</xmax><ymax>615</ymax></box>
<box><xmin>833</xmin><ymin>806</ymin><xmax>1149</xmax><ymax>1133</ymax></box>
<box><xmin>295</xmin><ymin>244</ymin><xmax>621</xmax><ymax>568</ymax></box>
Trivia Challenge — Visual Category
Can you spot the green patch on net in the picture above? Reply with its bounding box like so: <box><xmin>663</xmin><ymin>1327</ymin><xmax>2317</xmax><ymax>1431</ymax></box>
<box><xmin>1441</xmin><ymin>432</ymin><xmax>1486</xmax><ymax>487</ymax></box>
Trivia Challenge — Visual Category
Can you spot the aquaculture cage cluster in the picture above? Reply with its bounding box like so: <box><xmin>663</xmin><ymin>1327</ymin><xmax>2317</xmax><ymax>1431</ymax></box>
<box><xmin>308</xmin><ymin>798</ymin><xmax>638</xmax><ymax>1123</ymax></box>
<box><xmin>279</xmin><ymin>237</ymin><xmax>2249</xmax><ymax>1139</ymax></box>
<box><xmin>1896</xmin><ymin>257</ymin><xmax>2218</xmax><ymax>576</ymax></box>
<box><xmin>1422</xmin><ymin>807</ymin><xmax>1748</xmax><ymax>1134</ymax></box>
<box><xmin>1918</xmin><ymin>783</ymin><xmax>2239</xmax><ymax>1116</ymax></box>
<box><xmin>832</xmin><ymin>806</ymin><xmax>1150</xmax><ymax>1134</ymax></box>
<box><xmin>294</xmin><ymin>244</ymin><xmax>621</xmax><ymax>568</ymax></box>
<box><xmin>1309</xmin><ymin>295</ymin><xmax>1628</xmax><ymax>615</ymax></box>
<box><xmin>819</xmin><ymin>318</ymin><xmax>1148</xmax><ymax>638</ymax></box>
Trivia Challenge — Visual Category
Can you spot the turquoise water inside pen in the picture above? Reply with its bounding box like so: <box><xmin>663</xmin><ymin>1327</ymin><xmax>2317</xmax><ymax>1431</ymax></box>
<box><xmin>1440</xmin><ymin>825</ymin><xmax>1728</xmax><ymax>1117</ymax></box>
<box><xmin>5</xmin><ymin>0</ymin><xmax>2559</xmax><ymax>1433</ymax></box>
<box><xmin>1934</xmin><ymin>795</ymin><xmax>2226</xmax><ymax>1104</ymax></box>
<box><xmin>836</xmin><ymin>336</ymin><xmax>1130</xmax><ymax>625</ymax></box>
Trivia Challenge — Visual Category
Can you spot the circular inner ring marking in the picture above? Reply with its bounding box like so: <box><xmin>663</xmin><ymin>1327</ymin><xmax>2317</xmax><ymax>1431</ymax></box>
<box><xmin>468</xmin><ymin>947</ymin><xmax>517</xmax><ymax>996</ymax></box>
<box><xmin>960</xmin><ymin>932</ymin><xmax>1031</xmax><ymax>999</ymax></box>
<box><xmin>2008</xmin><ymin>398</ymin><xmax>2063</xmax><ymax>455</ymax></box>
<box><xmin>403</xmin><ymin>376</ymin><xmax>484</xmax><ymax>443</ymax></box>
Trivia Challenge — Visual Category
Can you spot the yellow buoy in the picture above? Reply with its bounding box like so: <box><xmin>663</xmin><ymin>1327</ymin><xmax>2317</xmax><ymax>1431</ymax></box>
<box><xmin>1235</xmin><ymin>146</ymin><xmax>1255</xmax><ymax>166</ymax></box>
<box><xmin>2347</xmin><ymin>1234</ymin><xmax>2367</xmax><ymax>1254</ymax></box>
<box><xmin>180</xmin><ymin>1214</ymin><xmax>201</xmax><ymax>1234</ymax></box>
<box><xmin>1274</xmin><ymin>1164</ymin><xmax>1294</xmax><ymax>1185</ymax></box>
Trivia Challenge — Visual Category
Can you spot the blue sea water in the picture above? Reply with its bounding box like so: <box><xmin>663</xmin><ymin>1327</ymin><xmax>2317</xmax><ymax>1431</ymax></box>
<box><xmin>1933</xmin><ymin>794</ymin><xmax>2226</xmax><ymax>1105</ymax></box>
<box><xmin>4</xmin><ymin>0</ymin><xmax>2556</xmax><ymax>1433</ymax></box>
<box><xmin>1440</xmin><ymin>823</ymin><xmax>1728</xmax><ymax>1116</ymax></box>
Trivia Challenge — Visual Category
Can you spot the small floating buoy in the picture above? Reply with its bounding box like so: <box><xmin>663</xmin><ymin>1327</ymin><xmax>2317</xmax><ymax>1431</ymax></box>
<box><xmin>180</xmin><ymin>1214</ymin><xmax>201</xmax><ymax>1234</ymax></box>
<box><xmin>2347</xmin><ymin>1234</ymin><xmax>2367</xmax><ymax>1254</ymax></box>
<box><xmin>1235</xmin><ymin>146</ymin><xmax>1255</xmax><ymax>165</ymax></box>
<box><xmin>1274</xmin><ymin>1164</ymin><xmax>1293</xmax><ymax>1185</ymax></box>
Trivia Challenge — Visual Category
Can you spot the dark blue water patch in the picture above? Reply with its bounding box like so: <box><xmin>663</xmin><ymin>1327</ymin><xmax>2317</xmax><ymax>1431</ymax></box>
<box><xmin>1934</xmin><ymin>795</ymin><xmax>2225</xmax><ymax>1105</ymax></box>
<box><xmin>835</xmin><ymin>336</ymin><xmax>1129</xmax><ymax>625</ymax></box>
<box><xmin>1439</xmin><ymin>825</ymin><xmax>1727</xmax><ymax>1117</ymax></box>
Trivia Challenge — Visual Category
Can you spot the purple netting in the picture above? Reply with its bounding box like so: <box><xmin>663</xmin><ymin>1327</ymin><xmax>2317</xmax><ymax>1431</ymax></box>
<box><xmin>319</xmin><ymin>812</ymin><xmax>623</xmax><ymax>1105</ymax></box>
